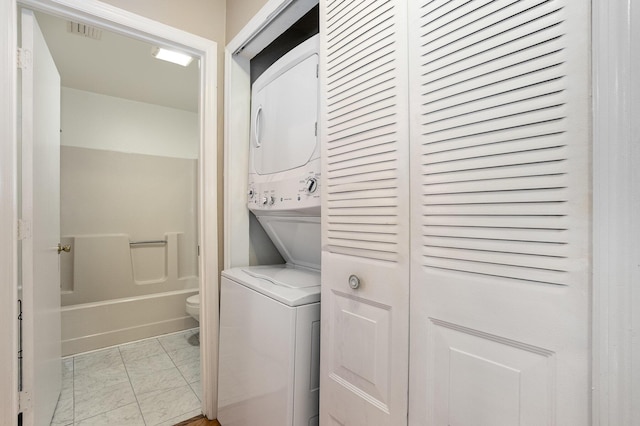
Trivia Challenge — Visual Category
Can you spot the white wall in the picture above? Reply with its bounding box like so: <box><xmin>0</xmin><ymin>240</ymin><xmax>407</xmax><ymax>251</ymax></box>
<box><xmin>226</xmin><ymin>0</ymin><xmax>269</xmax><ymax>41</ymax></box>
<box><xmin>61</xmin><ymin>87</ymin><xmax>198</xmax><ymax>158</ymax></box>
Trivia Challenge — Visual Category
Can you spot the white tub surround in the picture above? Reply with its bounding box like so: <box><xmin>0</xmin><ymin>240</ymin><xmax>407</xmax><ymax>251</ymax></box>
<box><xmin>61</xmin><ymin>290</ymin><xmax>198</xmax><ymax>356</ymax></box>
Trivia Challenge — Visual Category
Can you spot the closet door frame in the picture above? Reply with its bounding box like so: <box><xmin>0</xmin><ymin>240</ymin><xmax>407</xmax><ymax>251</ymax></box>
<box><xmin>592</xmin><ymin>0</ymin><xmax>640</xmax><ymax>425</ymax></box>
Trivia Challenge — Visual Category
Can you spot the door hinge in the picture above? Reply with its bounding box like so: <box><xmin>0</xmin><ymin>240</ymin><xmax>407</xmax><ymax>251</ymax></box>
<box><xmin>17</xmin><ymin>220</ymin><xmax>31</xmax><ymax>240</ymax></box>
<box><xmin>16</xmin><ymin>48</ymin><xmax>31</xmax><ymax>70</ymax></box>
<box><xmin>316</xmin><ymin>64</ymin><xmax>319</xmax><ymax>78</ymax></box>
<box><xmin>18</xmin><ymin>390</ymin><xmax>32</xmax><ymax>413</ymax></box>
<box><xmin>17</xmin><ymin>299</ymin><xmax>23</xmax><ymax>393</ymax></box>
<box><xmin>315</xmin><ymin>122</ymin><xmax>318</xmax><ymax>136</ymax></box>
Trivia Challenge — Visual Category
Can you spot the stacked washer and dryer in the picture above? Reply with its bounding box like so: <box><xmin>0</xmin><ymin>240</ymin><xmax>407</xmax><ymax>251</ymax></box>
<box><xmin>217</xmin><ymin>36</ymin><xmax>321</xmax><ymax>426</ymax></box>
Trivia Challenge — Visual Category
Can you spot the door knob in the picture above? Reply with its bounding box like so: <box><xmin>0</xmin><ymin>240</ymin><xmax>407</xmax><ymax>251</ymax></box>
<box><xmin>57</xmin><ymin>243</ymin><xmax>71</xmax><ymax>254</ymax></box>
<box><xmin>348</xmin><ymin>274</ymin><xmax>360</xmax><ymax>289</ymax></box>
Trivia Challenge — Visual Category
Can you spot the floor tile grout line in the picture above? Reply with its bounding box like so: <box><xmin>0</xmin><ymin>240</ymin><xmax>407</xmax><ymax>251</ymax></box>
<box><xmin>119</xmin><ymin>343</ymin><xmax>149</xmax><ymax>426</ymax></box>
<box><xmin>50</xmin><ymin>357</ymin><xmax>74</xmax><ymax>426</ymax></box>
<box><xmin>156</xmin><ymin>330</ymin><xmax>202</xmax><ymax>425</ymax></box>
<box><xmin>164</xmin><ymin>334</ymin><xmax>201</xmax><ymax>388</ymax></box>
<box><xmin>71</xmin><ymin>348</ymin><xmax>138</xmax><ymax>424</ymax></box>
<box><xmin>125</xmin><ymin>333</ymin><xmax>199</xmax><ymax>425</ymax></box>
<box><xmin>187</xmin><ymin>381</ymin><xmax>201</xmax><ymax>403</ymax></box>
<box><xmin>164</xmin><ymin>333</ymin><xmax>200</xmax><ymax>400</ymax></box>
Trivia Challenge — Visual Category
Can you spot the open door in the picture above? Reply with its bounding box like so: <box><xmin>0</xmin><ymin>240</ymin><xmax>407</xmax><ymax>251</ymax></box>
<box><xmin>20</xmin><ymin>8</ymin><xmax>62</xmax><ymax>426</ymax></box>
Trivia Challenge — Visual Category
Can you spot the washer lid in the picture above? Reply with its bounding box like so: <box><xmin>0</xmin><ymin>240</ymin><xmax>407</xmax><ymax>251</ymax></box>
<box><xmin>256</xmin><ymin>215</ymin><xmax>320</xmax><ymax>270</ymax></box>
<box><xmin>243</xmin><ymin>265</ymin><xmax>320</xmax><ymax>288</ymax></box>
<box><xmin>222</xmin><ymin>265</ymin><xmax>320</xmax><ymax>307</ymax></box>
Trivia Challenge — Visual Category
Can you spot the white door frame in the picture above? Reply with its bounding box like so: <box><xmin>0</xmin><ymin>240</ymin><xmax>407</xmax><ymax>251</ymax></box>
<box><xmin>592</xmin><ymin>1</ymin><xmax>640</xmax><ymax>425</ymax></box>
<box><xmin>0</xmin><ymin>0</ymin><xmax>219</xmax><ymax>423</ymax></box>
<box><xmin>0</xmin><ymin>1</ymin><xmax>19</xmax><ymax>424</ymax></box>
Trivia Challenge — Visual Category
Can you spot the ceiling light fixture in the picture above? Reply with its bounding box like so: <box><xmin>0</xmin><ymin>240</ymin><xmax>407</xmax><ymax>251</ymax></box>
<box><xmin>151</xmin><ymin>47</ymin><xmax>194</xmax><ymax>67</ymax></box>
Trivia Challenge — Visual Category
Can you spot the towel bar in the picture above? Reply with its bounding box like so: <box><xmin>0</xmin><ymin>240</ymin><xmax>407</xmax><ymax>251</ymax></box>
<box><xmin>129</xmin><ymin>240</ymin><xmax>167</xmax><ymax>246</ymax></box>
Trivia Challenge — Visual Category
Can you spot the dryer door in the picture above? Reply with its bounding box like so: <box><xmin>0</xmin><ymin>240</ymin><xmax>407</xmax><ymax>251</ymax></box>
<box><xmin>251</xmin><ymin>50</ymin><xmax>318</xmax><ymax>175</ymax></box>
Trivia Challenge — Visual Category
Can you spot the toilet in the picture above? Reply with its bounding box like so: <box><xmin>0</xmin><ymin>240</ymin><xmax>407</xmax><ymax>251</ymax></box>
<box><xmin>186</xmin><ymin>294</ymin><xmax>200</xmax><ymax>322</ymax></box>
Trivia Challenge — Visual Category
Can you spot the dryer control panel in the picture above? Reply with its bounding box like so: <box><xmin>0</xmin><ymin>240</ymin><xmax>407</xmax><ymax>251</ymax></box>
<box><xmin>248</xmin><ymin>162</ymin><xmax>320</xmax><ymax>215</ymax></box>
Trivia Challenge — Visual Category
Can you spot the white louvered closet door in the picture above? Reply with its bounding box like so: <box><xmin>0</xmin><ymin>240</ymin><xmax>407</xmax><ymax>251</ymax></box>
<box><xmin>408</xmin><ymin>1</ymin><xmax>591</xmax><ymax>425</ymax></box>
<box><xmin>319</xmin><ymin>0</ymin><xmax>410</xmax><ymax>425</ymax></box>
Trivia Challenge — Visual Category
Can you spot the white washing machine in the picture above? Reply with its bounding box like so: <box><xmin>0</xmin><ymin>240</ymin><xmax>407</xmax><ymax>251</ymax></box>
<box><xmin>218</xmin><ymin>216</ymin><xmax>321</xmax><ymax>426</ymax></box>
<box><xmin>218</xmin><ymin>35</ymin><xmax>321</xmax><ymax>426</ymax></box>
<box><xmin>217</xmin><ymin>264</ymin><xmax>320</xmax><ymax>426</ymax></box>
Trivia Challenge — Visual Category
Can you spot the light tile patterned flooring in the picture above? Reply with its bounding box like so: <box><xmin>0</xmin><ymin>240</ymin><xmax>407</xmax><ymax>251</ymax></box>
<box><xmin>51</xmin><ymin>328</ymin><xmax>202</xmax><ymax>426</ymax></box>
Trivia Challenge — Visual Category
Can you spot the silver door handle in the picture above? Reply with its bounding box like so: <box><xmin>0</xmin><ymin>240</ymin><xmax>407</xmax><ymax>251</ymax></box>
<box><xmin>254</xmin><ymin>105</ymin><xmax>263</xmax><ymax>148</ymax></box>
<box><xmin>348</xmin><ymin>274</ymin><xmax>360</xmax><ymax>289</ymax></box>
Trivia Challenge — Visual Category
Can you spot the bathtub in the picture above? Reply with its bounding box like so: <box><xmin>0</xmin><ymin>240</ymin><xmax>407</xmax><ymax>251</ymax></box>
<box><xmin>60</xmin><ymin>232</ymin><xmax>199</xmax><ymax>356</ymax></box>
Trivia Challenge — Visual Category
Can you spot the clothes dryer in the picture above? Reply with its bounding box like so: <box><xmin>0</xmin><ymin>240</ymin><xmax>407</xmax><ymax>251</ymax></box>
<box><xmin>247</xmin><ymin>34</ymin><xmax>320</xmax><ymax>217</ymax></box>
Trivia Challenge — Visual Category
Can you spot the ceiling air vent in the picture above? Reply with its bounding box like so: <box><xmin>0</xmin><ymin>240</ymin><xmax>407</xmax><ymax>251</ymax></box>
<box><xmin>67</xmin><ymin>21</ymin><xmax>102</xmax><ymax>40</ymax></box>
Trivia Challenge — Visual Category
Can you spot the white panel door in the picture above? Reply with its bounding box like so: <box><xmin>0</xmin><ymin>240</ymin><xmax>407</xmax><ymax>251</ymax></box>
<box><xmin>319</xmin><ymin>0</ymin><xmax>410</xmax><ymax>424</ymax></box>
<box><xmin>408</xmin><ymin>1</ymin><xmax>591</xmax><ymax>425</ymax></box>
<box><xmin>20</xmin><ymin>9</ymin><xmax>62</xmax><ymax>426</ymax></box>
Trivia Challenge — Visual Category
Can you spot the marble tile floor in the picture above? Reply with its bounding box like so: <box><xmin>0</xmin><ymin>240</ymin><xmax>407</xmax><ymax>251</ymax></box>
<box><xmin>51</xmin><ymin>328</ymin><xmax>202</xmax><ymax>426</ymax></box>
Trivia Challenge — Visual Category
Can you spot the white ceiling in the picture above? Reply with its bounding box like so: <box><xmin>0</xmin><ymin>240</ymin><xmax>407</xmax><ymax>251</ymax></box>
<box><xmin>35</xmin><ymin>11</ymin><xmax>199</xmax><ymax>112</ymax></box>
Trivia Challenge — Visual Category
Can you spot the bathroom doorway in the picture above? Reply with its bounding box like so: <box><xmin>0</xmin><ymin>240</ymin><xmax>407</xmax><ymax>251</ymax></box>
<box><xmin>34</xmin><ymin>11</ymin><xmax>201</xmax><ymax>356</ymax></box>
<box><xmin>11</xmin><ymin>0</ymin><xmax>219</xmax><ymax>424</ymax></box>
<box><xmin>36</xmin><ymin>11</ymin><xmax>203</xmax><ymax>424</ymax></box>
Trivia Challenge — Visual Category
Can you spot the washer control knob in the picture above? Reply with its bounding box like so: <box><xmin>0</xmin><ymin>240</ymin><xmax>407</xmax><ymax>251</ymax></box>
<box><xmin>261</xmin><ymin>196</ymin><xmax>268</xmax><ymax>205</ymax></box>
<box><xmin>304</xmin><ymin>177</ymin><xmax>318</xmax><ymax>194</ymax></box>
<box><xmin>268</xmin><ymin>196</ymin><xmax>275</xmax><ymax>206</ymax></box>
<box><xmin>248</xmin><ymin>188</ymin><xmax>255</xmax><ymax>199</ymax></box>
<box><xmin>348</xmin><ymin>274</ymin><xmax>361</xmax><ymax>290</ymax></box>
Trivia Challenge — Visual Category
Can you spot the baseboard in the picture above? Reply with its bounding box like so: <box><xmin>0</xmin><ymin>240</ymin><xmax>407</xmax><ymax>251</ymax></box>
<box><xmin>62</xmin><ymin>316</ymin><xmax>199</xmax><ymax>356</ymax></box>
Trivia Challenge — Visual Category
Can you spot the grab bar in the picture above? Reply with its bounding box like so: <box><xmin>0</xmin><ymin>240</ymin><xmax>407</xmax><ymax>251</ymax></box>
<box><xmin>129</xmin><ymin>240</ymin><xmax>167</xmax><ymax>246</ymax></box>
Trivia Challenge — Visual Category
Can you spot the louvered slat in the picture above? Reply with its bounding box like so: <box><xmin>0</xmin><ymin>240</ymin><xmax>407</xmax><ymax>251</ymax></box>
<box><xmin>423</xmin><ymin>133</ymin><xmax>564</xmax><ymax>162</ymax></box>
<box><xmin>328</xmin><ymin>187</ymin><xmax>398</xmax><ymax>201</ymax></box>
<box><xmin>420</xmin><ymin>255</ymin><xmax>568</xmax><ymax>285</ymax></box>
<box><xmin>422</xmin><ymin>201</ymin><xmax>566</xmax><ymax>216</ymax></box>
<box><xmin>423</xmin><ymin>225</ymin><xmax>568</xmax><ymax>244</ymax></box>
<box><xmin>324</xmin><ymin>0</ymin><xmax>405</xmax><ymax>261</ymax></box>
<box><xmin>421</xmin><ymin>235</ymin><xmax>568</xmax><ymax>258</ymax></box>
<box><xmin>327</xmin><ymin>178</ymin><xmax>397</xmax><ymax>194</ymax></box>
<box><xmin>328</xmin><ymin>145</ymin><xmax>397</xmax><ymax>168</ymax></box>
<box><xmin>416</xmin><ymin>0</ymin><xmax>572</xmax><ymax>285</ymax></box>
<box><xmin>422</xmin><ymin>188</ymin><xmax>569</xmax><ymax>205</ymax></box>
